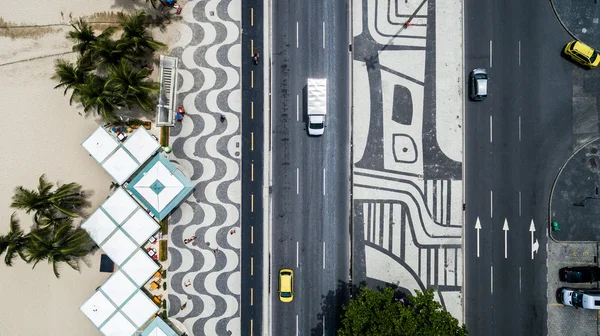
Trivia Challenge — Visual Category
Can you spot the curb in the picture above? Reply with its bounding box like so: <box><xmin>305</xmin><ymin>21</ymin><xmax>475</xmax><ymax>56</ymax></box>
<box><xmin>262</xmin><ymin>0</ymin><xmax>273</xmax><ymax>333</ymax></box>
<box><xmin>460</xmin><ymin>0</ymin><xmax>467</xmax><ymax>325</ymax></box>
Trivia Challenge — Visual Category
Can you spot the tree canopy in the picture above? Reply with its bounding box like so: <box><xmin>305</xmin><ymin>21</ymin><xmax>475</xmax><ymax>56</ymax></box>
<box><xmin>0</xmin><ymin>175</ymin><xmax>94</xmax><ymax>278</ymax></box>
<box><xmin>338</xmin><ymin>287</ymin><xmax>468</xmax><ymax>336</ymax></box>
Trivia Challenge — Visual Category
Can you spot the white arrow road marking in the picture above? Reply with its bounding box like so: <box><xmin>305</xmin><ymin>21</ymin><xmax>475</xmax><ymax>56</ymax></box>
<box><xmin>475</xmin><ymin>217</ymin><xmax>482</xmax><ymax>258</ymax></box>
<box><xmin>503</xmin><ymin>218</ymin><xmax>509</xmax><ymax>259</ymax></box>
<box><xmin>530</xmin><ymin>219</ymin><xmax>539</xmax><ymax>259</ymax></box>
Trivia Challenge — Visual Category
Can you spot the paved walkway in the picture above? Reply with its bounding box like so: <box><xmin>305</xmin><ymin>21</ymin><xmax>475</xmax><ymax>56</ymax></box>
<box><xmin>351</xmin><ymin>0</ymin><xmax>464</xmax><ymax>322</ymax></box>
<box><xmin>165</xmin><ymin>0</ymin><xmax>242</xmax><ymax>335</ymax></box>
<box><xmin>551</xmin><ymin>0</ymin><xmax>600</xmax><ymax>48</ymax></box>
<box><xmin>551</xmin><ymin>137</ymin><xmax>600</xmax><ymax>241</ymax></box>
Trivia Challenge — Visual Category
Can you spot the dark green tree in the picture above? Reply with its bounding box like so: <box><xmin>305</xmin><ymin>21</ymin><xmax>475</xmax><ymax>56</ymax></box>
<box><xmin>118</xmin><ymin>11</ymin><xmax>166</xmax><ymax>58</ymax></box>
<box><xmin>90</xmin><ymin>28</ymin><xmax>136</xmax><ymax>68</ymax></box>
<box><xmin>75</xmin><ymin>74</ymin><xmax>124</xmax><ymax>122</ymax></box>
<box><xmin>106</xmin><ymin>59</ymin><xmax>158</xmax><ymax>111</ymax></box>
<box><xmin>24</xmin><ymin>219</ymin><xmax>95</xmax><ymax>278</ymax></box>
<box><xmin>68</xmin><ymin>19</ymin><xmax>96</xmax><ymax>56</ymax></box>
<box><xmin>52</xmin><ymin>59</ymin><xmax>91</xmax><ymax>104</ymax></box>
<box><xmin>10</xmin><ymin>175</ymin><xmax>87</xmax><ymax>220</ymax></box>
<box><xmin>338</xmin><ymin>287</ymin><xmax>468</xmax><ymax>336</ymax></box>
<box><xmin>0</xmin><ymin>214</ymin><xmax>29</xmax><ymax>266</ymax></box>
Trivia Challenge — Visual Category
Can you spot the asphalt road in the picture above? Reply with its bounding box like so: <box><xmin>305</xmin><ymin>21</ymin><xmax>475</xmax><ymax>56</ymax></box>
<box><xmin>464</xmin><ymin>0</ymin><xmax>573</xmax><ymax>334</ymax></box>
<box><xmin>270</xmin><ymin>0</ymin><xmax>351</xmax><ymax>334</ymax></box>
<box><xmin>241</xmin><ymin>0</ymin><xmax>265</xmax><ymax>333</ymax></box>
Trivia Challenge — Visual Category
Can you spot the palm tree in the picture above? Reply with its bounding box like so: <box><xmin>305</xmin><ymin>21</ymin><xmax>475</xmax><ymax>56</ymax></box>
<box><xmin>75</xmin><ymin>74</ymin><xmax>124</xmax><ymax>122</ymax></box>
<box><xmin>25</xmin><ymin>220</ymin><xmax>95</xmax><ymax>278</ymax></box>
<box><xmin>107</xmin><ymin>59</ymin><xmax>159</xmax><ymax>111</ymax></box>
<box><xmin>118</xmin><ymin>11</ymin><xmax>165</xmax><ymax>58</ymax></box>
<box><xmin>91</xmin><ymin>34</ymin><xmax>137</xmax><ymax>69</ymax></box>
<box><xmin>10</xmin><ymin>175</ymin><xmax>87</xmax><ymax>220</ymax></box>
<box><xmin>0</xmin><ymin>214</ymin><xmax>29</xmax><ymax>266</ymax></box>
<box><xmin>52</xmin><ymin>59</ymin><xmax>91</xmax><ymax>104</ymax></box>
<box><xmin>68</xmin><ymin>19</ymin><xmax>96</xmax><ymax>56</ymax></box>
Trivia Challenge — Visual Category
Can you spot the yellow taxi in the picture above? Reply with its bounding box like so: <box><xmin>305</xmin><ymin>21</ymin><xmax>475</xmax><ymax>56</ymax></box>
<box><xmin>564</xmin><ymin>40</ymin><xmax>600</xmax><ymax>68</ymax></box>
<box><xmin>278</xmin><ymin>269</ymin><xmax>294</xmax><ymax>302</ymax></box>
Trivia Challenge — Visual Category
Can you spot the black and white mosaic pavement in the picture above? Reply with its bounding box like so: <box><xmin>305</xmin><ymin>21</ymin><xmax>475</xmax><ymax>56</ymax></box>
<box><xmin>164</xmin><ymin>0</ymin><xmax>242</xmax><ymax>335</ymax></box>
<box><xmin>352</xmin><ymin>0</ymin><xmax>464</xmax><ymax>321</ymax></box>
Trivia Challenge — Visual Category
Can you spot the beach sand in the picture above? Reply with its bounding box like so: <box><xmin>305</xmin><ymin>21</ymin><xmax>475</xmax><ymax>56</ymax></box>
<box><xmin>0</xmin><ymin>1</ymin><xmax>179</xmax><ymax>334</ymax></box>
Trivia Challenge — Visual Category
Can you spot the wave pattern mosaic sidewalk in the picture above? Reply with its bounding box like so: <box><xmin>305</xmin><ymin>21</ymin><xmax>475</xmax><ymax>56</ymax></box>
<box><xmin>165</xmin><ymin>0</ymin><xmax>242</xmax><ymax>335</ymax></box>
<box><xmin>352</xmin><ymin>0</ymin><xmax>465</xmax><ymax>322</ymax></box>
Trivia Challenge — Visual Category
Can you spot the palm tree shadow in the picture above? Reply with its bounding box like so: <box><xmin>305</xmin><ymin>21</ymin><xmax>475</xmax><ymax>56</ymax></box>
<box><xmin>309</xmin><ymin>280</ymin><xmax>364</xmax><ymax>336</ymax></box>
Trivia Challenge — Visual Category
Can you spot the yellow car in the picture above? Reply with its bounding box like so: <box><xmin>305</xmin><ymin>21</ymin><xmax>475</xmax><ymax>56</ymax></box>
<box><xmin>278</xmin><ymin>269</ymin><xmax>294</xmax><ymax>302</ymax></box>
<box><xmin>564</xmin><ymin>40</ymin><xmax>600</xmax><ymax>68</ymax></box>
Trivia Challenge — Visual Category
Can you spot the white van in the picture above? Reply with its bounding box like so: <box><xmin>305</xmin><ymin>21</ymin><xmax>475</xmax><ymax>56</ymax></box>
<box><xmin>560</xmin><ymin>288</ymin><xmax>600</xmax><ymax>309</ymax></box>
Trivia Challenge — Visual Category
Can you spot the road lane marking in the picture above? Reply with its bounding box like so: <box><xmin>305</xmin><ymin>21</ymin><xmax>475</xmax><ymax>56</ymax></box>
<box><xmin>251</xmin><ymin>8</ymin><xmax>254</xmax><ymax>26</ymax></box>
<box><xmin>251</xmin><ymin>257</ymin><xmax>254</xmax><ymax>276</ymax></box>
<box><xmin>296</xmin><ymin>22</ymin><xmax>299</xmax><ymax>48</ymax></box>
<box><xmin>491</xmin><ymin>265</ymin><xmax>494</xmax><ymax>294</ymax></box>
<box><xmin>296</xmin><ymin>315</ymin><xmax>299</xmax><ymax>336</ymax></box>
<box><xmin>251</xmin><ymin>39</ymin><xmax>254</xmax><ymax>56</ymax></box>
<box><xmin>503</xmin><ymin>219</ymin><xmax>509</xmax><ymax>259</ymax></box>
<box><xmin>251</xmin><ymin>287</ymin><xmax>254</xmax><ymax>305</ymax></box>
<box><xmin>322</xmin><ymin>22</ymin><xmax>325</xmax><ymax>48</ymax></box>
<box><xmin>250</xmin><ymin>319</ymin><xmax>253</xmax><ymax>336</ymax></box>
<box><xmin>323</xmin><ymin>241</ymin><xmax>326</xmax><ymax>269</ymax></box>
<box><xmin>251</xmin><ymin>226</ymin><xmax>254</xmax><ymax>244</ymax></box>
<box><xmin>251</xmin><ymin>101</ymin><xmax>254</xmax><ymax>119</ymax></box>
<box><xmin>323</xmin><ymin>319</ymin><xmax>325</xmax><ymax>334</ymax></box>
<box><xmin>296</xmin><ymin>241</ymin><xmax>299</xmax><ymax>268</ymax></box>
<box><xmin>296</xmin><ymin>95</ymin><xmax>299</xmax><ymax>121</ymax></box>
<box><xmin>251</xmin><ymin>194</ymin><xmax>254</xmax><ymax>212</ymax></box>
<box><xmin>519</xmin><ymin>191</ymin><xmax>522</xmax><ymax>216</ymax></box>
<box><xmin>489</xmin><ymin>115</ymin><xmax>493</xmax><ymax>143</ymax></box>
<box><xmin>251</xmin><ymin>132</ymin><xmax>254</xmax><ymax>150</ymax></box>
<box><xmin>251</xmin><ymin>163</ymin><xmax>254</xmax><ymax>181</ymax></box>
<box><xmin>490</xmin><ymin>191</ymin><xmax>493</xmax><ymax>218</ymax></box>
<box><xmin>296</xmin><ymin>168</ymin><xmax>299</xmax><ymax>194</ymax></box>
<box><xmin>519</xmin><ymin>267</ymin><xmax>522</xmax><ymax>293</ymax></box>
<box><xmin>475</xmin><ymin>217</ymin><xmax>481</xmax><ymax>258</ymax></box>
<box><xmin>323</xmin><ymin>168</ymin><xmax>326</xmax><ymax>195</ymax></box>
<box><xmin>518</xmin><ymin>116</ymin><xmax>521</xmax><ymax>141</ymax></box>
<box><xmin>251</xmin><ymin>70</ymin><xmax>254</xmax><ymax>88</ymax></box>
<box><xmin>518</xmin><ymin>40</ymin><xmax>521</xmax><ymax>66</ymax></box>
<box><xmin>489</xmin><ymin>40</ymin><xmax>493</xmax><ymax>68</ymax></box>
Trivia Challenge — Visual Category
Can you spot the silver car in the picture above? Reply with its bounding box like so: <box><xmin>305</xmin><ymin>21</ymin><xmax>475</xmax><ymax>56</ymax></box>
<box><xmin>469</xmin><ymin>68</ymin><xmax>488</xmax><ymax>101</ymax></box>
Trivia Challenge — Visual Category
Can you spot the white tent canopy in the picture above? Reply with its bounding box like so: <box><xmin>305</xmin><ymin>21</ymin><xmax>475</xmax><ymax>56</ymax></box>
<box><xmin>124</xmin><ymin>128</ymin><xmax>161</xmax><ymax>164</ymax></box>
<box><xmin>102</xmin><ymin>188</ymin><xmax>139</xmax><ymax>224</ymax></box>
<box><xmin>82</xmin><ymin>127</ymin><xmax>161</xmax><ymax>185</ymax></box>
<box><xmin>121</xmin><ymin>249</ymin><xmax>160</xmax><ymax>286</ymax></box>
<box><xmin>100</xmin><ymin>311</ymin><xmax>137</xmax><ymax>336</ymax></box>
<box><xmin>102</xmin><ymin>148</ymin><xmax>140</xmax><ymax>185</ymax></box>
<box><xmin>82</xmin><ymin>127</ymin><xmax>119</xmax><ymax>163</ymax></box>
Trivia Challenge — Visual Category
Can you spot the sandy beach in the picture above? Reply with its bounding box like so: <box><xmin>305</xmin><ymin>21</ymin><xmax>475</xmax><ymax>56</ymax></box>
<box><xmin>0</xmin><ymin>1</ymin><xmax>179</xmax><ymax>334</ymax></box>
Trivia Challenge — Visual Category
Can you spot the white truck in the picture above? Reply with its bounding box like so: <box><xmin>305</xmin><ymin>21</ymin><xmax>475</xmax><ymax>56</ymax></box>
<box><xmin>307</xmin><ymin>78</ymin><xmax>327</xmax><ymax>136</ymax></box>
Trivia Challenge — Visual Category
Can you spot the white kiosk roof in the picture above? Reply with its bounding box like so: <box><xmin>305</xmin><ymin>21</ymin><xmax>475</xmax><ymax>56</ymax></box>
<box><xmin>121</xmin><ymin>291</ymin><xmax>160</xmax><ymax>328</ymax></box>
<box><xmin>82</xmin><ymin>127</ymin><xmax>119</xmax><ymax>163</ymax></box>
<box><xmin>102</xmin><ymin>148</ymin><xmax>140</xmax><ymax>185</ymax></box>
<box><xmin>124</xmin><ymin>128</ymin><xmax>161</xmax><ymax>164</ymax></box>
<box><xmin>100</xmin><ymin>270</ymin><xmax>137</xmax><ymax>307</ymax></box>
<box><xmin>121</xmin><ymin>249</ymin><xmax>160</xmax><ymax>286</ymax></box>
<box><xmin>100</xmin><ymin>311</ymin><xmax>137</xmax><ymax>336</ymax></box>
<box><xmin>83</xmin><ymin>127</ymin><xmax>161</xmax><ymax>185</ymax></box>
<box><xmin>102</xmin><ymin>188</ymin><xmax>138</xmax><ymax>224</ymax></box>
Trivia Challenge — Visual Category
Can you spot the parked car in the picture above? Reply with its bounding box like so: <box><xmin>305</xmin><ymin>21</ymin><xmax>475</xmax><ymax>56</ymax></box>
<box><xmin>563</xmin><ymin>40</ymin><xmax>600</xmax><ymax>68</ymax></box>
<box><xmin>559</xmin><ymin>266</ymin><xmax>600</xmax><ymax>283</ymax></box>
<box><xmin>559</xmin><ymin>287</ymin><xmax>600</xmax><ymax>309</ymax></box>
<box><xmin>469</xmin><ymin>68</ymin><xmax>488</xmax><ymax>101</ymax></box>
